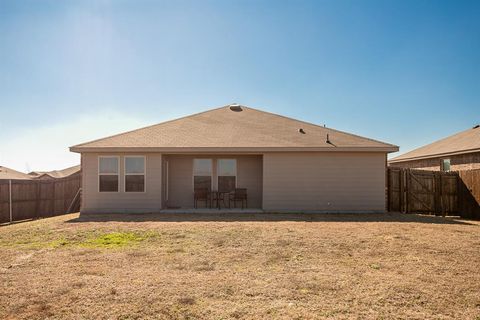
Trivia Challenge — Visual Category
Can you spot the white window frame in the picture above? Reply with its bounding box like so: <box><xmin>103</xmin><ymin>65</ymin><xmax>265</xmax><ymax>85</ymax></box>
<box><xmin>98</xmin><ymin>156</ymin><xmax>120</xmax><ymax>193</ymax></box>
<box><xmin>192</xmin><ymin>158</ymin><xmax>213</xmax><ymax>190</ymax></box>
<box><xmin>124</xmin><ymin>155</ymin><xmax>146</xmax><ymax>193</ymax></box>
<box><xmin>217</xmin><ymin>159</ymin><xmax>237</xmax><ymax>189</ymax></box>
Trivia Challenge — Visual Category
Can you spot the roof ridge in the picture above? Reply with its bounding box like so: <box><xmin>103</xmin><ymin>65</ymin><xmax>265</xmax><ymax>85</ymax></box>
<box><xmin>246</xmin><ymin>105</ymin><xmax>398</xmax><ymax>148</ymax></box>
<box><xmin>70</xmin><ymin>105</ymin><xmax>229</xmax><ymax>149</ymax></box>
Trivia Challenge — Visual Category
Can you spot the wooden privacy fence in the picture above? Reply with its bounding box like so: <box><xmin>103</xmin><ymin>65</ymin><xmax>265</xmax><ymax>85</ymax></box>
<box><xmin>0</xmin><ymin>174</ymin><xmax>81</xmax><ymax>224</ymax></box>
<box><xmin>457</xmin><ymin>169</ymin><xmax>480</xmax><ymax>219</ymax></box>
<box><xmin>387</xmin><ymin>167</ymin><xmax>480</xmax><ymax>219</ymax></box>
<box><xmin>1</xmin><ymin>167</ymin><xmax>477</xmax><ymax>222</ymax></box>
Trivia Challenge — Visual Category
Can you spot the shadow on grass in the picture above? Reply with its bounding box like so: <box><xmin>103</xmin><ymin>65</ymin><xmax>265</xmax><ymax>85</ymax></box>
<box><xmin>65</xmin><ymin>212</ymin><xmax>478</xmax><ymax>225</ymax></box>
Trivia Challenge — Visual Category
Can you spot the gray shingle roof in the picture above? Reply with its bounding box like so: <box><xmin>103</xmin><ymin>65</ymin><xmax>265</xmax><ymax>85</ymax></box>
<box><xmin>29</xmin><ymin>165</ymin><xmax>81</xmax><ymax>179</ymax></box>
<box><xmin>390</xmin><ymin>125</ymin><xmax>480</xmax><ymax>162</ymax></box>
<box><xmin>0</xmin><ymin>166</ymin><xmax>32</xmax><ymax>180</ymax></box>
<box><xmin>71</xmin><ymin>105</ymin><xmax>398</xmax><ymax>152</ymax></box>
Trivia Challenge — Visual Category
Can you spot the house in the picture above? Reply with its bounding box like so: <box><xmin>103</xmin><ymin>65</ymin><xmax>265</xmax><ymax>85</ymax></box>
<box><xmin>389</xmin><ymin>125</ymin><xmax>480</xmax><ymax>171</ymax></box>
<box><xmin>0</xmin><ymin>166</ymin><xmax>32</xmax><ymax>180</ymax></box>
<box><xmin>70</xmin><ymin>104</ymin><xmax>398</xmax><ymax>213</ymax></box>
<box><xmin>1</xmin><ymin>165</ymin><xmax>81</xmax><ymax>182</ymax></box>
<box><xmin>29</xmin><ymin>165</ymin><xmax>81</xmax><ymax>180</ymax></box>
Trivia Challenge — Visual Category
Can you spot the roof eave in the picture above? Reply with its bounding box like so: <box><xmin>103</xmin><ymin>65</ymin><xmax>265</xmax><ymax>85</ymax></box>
<box><xmin>70</xmin><ymin>146</ymin><xmax>399</xmax><ymax>153</ymax></box>
<box><xmin>389</xmin><ymin>147</ymin><xmax>480</xmax><ymax>163</ymax></box>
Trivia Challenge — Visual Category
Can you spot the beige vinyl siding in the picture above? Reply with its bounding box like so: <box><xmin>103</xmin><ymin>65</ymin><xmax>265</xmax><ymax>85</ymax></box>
<box><xmin>81</xmin><ymin>151</ymin><xmax>386</xmax><ymax>213</ymax></box>
<box><xmin>262</xmin><ymin>152</ymin><xmax>386</xmax><ymax>212</ymax></box>
<box><xmin>165</xmin><ymin>155</ymin><xmax>262</xmax><ymax>209</ymax></box>
<box><xmin>81</xmin><ymin>153</ymin><xmax>162</xmax><ymax>213</ymax></box>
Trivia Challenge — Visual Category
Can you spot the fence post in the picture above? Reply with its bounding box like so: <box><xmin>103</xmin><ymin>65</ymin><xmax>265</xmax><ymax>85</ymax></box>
<box><xmin>399</xmin><ymin>169</ymin><xmax>404</xmax><ymax>212</ymax></box>
<box><xmin>405</xmin><ymin>169</ymin><xmax>410</xmax><ymax>213</ymax></box>
<box><xmin>456</xmin><ymin>172</ymin><xmax>463</xmax><ymax>218</ymax></box>
<box><xmin>434</xmin><ymin>172</ymin><xmax>440</xmax><ymax>215</ymax></box>
<box><xmin>9</xmin><ymin>179</ymin><xmax>12</xmax><ymax>223</ymax></box>
<box><xmin>439</xmin><ymin>173</ymin><xmax>444</xmax><ymax>216</ymax></box>
<box><xmin>386</xmin><ymin>168</ymin><xmax>390</xmax><ymax>212</ymax></box>
<box><xmin>35</xmin><ymin>180</ymin><xmax>40</xmax><ymax>219</ymax></box>
<box><xmin>51</xmin><ymin>182</ymin><xmax>55</xmax><ymax>217</ymax></box>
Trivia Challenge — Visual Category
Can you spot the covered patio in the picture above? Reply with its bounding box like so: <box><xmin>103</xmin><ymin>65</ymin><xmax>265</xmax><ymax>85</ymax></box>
<box><xmin>161</xmin><ymin>154</ymin><xmax>263</xmax><ymax>210</ymax></box>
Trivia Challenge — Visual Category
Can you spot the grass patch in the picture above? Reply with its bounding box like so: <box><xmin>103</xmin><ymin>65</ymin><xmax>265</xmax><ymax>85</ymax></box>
<box><xmin>81</xmin><ymin>232</ymin><xmax>155</xmax><ymax>248</ymax></box>
<box><xmin>1</xmin><ymin>229</ymin><xmax>157</xmax><ymax>249</ymax></box>
<box><xmin>48</xmin><ymin>238</ymin><xmax>71</xmax><ymax>248</ymax></box>
<box><xmin>370</xmin><ymin>263</ymin><xmax>381</xmax><ymax>270</ymax></box>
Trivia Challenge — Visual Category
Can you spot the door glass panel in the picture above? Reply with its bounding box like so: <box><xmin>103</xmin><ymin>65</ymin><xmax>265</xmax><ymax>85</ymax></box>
<box><xmin>193</xmin><ymin>159</ymin><xmax>212</xmax><ymax>176</ymax></box>
<box><xmin>218</xmin><ymin>176</ymin><xmax>236</xmax><ymax>192</ymax></box>
<box><xmin>194</xmin><ymin>176</ymin><xmax>211</xmax><ymax>191</ymax></box>
<box><xmin>218</xmin><ymin>159</ymin><xmax>236</xmax><ymax>176</ymax></box>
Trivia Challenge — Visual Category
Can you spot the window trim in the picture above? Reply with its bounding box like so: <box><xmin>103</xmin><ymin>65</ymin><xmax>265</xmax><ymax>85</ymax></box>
<box><xmin>217</xmin><ymin>159</ymin><xmax>237</xmax><ymax>190</ymax></box>
<box><xmin>440</xmin><ymin>158</ymin><xmax>451</xmax><ymax>172</ymax></box>
<box><xmin>192</xmin><ymin>158</ymin><xmax>213</xmax><ymax>190</ymax></box>
<box><xmin>124</xmin><ymin>155</ymin><xmax>146</xmax><ymax>193</ymax></box>
<box><xmin>98</xmin><ymin>156</ymin><xmax>120</xmax><ymax>193</ymax></box>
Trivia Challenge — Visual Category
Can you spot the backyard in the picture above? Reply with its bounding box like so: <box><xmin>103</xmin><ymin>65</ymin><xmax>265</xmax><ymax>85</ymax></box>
<box><xmin>0</xmin><ymin>212</ymin><xmax>479</xmax><ymax>320</ymax></box>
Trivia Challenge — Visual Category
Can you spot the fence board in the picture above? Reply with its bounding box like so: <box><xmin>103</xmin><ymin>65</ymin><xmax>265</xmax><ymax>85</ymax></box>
<box><xmin>407</xmin><ymin>170</ymin><xmax>436</xmax><ymax>212</ymax></box>
<box><xmin>388</xmin><ymin>167</ymin><xmax>479</xmax><ymax>219</ymax></box>
<box><xmin>387</xmin><ymin>168</ymin><xmax>402</xmax><ymax>212</ymax></box>
<box><xmin>0</xmin><ymin>173</ymin><xmax>81</xmax><ymax>224</ymax></box>
<box><xmin>457</xmin><ymin>169</ymin><xmax>480</xmax><ymax>219</ymax></box>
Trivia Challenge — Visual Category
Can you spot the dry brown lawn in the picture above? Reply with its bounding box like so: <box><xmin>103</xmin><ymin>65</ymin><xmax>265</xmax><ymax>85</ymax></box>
<box><xmin>0</xmin><ymin>212</ymin><xmax>479</xmax><ymax>320</ymax></box>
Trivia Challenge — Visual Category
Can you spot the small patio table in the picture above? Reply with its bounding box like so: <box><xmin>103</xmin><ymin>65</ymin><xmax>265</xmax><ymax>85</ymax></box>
<box><xmin>210</xmin><ymin>191</ymin><xmax>230</xmax><ymax>209</ymax></box>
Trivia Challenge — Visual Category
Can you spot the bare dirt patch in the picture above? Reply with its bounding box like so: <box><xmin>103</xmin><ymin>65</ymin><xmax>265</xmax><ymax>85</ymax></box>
<box><xmin>0</xmin><ymin>212</ymin><xmax>479</xmax><ymax>319</ymax></box>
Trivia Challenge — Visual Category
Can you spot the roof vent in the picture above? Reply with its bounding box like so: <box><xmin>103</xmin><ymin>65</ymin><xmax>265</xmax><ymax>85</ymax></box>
<box><xmin>473</xmin><ymin>124</ymin><xmax>480</xmax><ymax>129</ymax></box>
<box><xmin>298</xmin><ymin>128</ymin><xmax>306</xmax><ymax>134</ymax></box>
<box><xmin>229</xmin><ymin>103</ymin><xmax>243</xmax><ymax>112</ymax></box>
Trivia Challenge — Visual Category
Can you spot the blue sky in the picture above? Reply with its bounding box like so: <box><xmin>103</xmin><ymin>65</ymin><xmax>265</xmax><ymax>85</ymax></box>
<box><xmin>0</xmin><ymin>0</ymin><xmax>479</xmax><ymax>171</ymax></box>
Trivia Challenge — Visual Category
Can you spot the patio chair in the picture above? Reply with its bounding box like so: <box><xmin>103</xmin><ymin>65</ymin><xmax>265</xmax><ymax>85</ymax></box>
<box><xmin>229</xmin><ymin>188</ymin><xmax>247</xmax><ymax>209</ymax></box>
<box><xmin>194</xmin><ymin>188</ymin><xmax>210</xmax><ymax>208</ymax></box>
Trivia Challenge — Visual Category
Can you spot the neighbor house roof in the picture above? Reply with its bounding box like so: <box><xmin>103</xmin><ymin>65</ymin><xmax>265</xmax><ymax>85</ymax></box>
<box><xmin>70</xmin><ymin>104</ymin><xmax>398</xmax><ymax>153</ymax></box>
<box><xmin>390</xmin><ymin>125</ymin><xmax>480</xmax><ymax>163</ymax></box>
<box><xmin>0</xmin><ymin>166</ymin><xmax>32</xmax><ymax>180</ymax></box>
<box><xmin>29</xmin><ymin>165</ymin><xmax>81</xmax><ymax>179</ymax></box>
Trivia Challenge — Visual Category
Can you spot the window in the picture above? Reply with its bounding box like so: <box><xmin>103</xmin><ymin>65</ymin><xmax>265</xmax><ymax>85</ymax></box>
<box><xmin>193</xmin><ymin>159</ymin><xmax>212</xmax><ymax>191</ymax></box>
<box><xmin>125</xmin><ymin>156</ymin><xmax>145</xmax><ymax>192</ymax></box>
<box><xmin>217</xmin><ymin>159</ymin><xmax>236</xmax><ymax>192</ymax></box>
<box><xmin>441</xmin><ymin>158</ymin><xmax>451</xmax><ymax>172</ymax></box>
<box><xmin>99</xmin><ymin>156</ymin><xmax>119</xmax><ymax>192</ymax></box>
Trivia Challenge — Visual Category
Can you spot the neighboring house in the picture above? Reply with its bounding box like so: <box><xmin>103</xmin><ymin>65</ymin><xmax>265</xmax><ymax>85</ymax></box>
<box><xmin>0</xmin><ymin>166</ymin><xmax>32</xmax><ymax>180</ymax></box>
<box><xmin>70</xmin><ymin>104</ymin><xmax>398</xmax><ymax>213</ymax></box>
<box><xmin>389</xmin><ymin>125</ymin><xmax>480</xmax><ymax>171</ymax></box>
<box><xmin>29</xmin><ymin>165</ymin><xmax>81</xmax><ymax>180</ymax></box>
<box><xmin>0</xmin><ymin>165</ymin><xmax>81</xmax><ymax>181</ymax></box>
